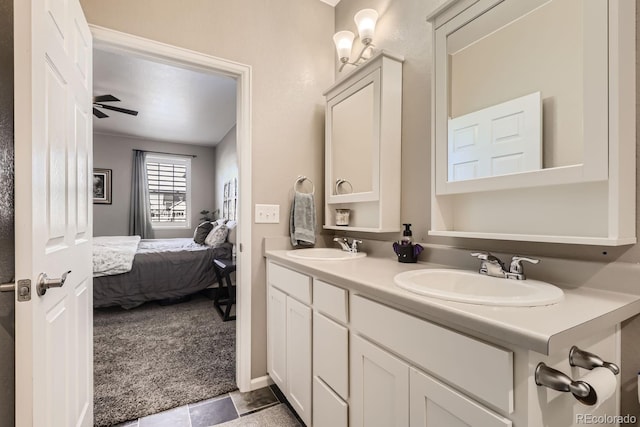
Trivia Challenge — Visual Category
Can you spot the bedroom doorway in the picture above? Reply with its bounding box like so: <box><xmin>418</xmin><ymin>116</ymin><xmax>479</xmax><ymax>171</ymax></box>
<box><xmin>90</xmin><ymin>25</ymin><xmax>253</xmax><ymax>417</ymax></box>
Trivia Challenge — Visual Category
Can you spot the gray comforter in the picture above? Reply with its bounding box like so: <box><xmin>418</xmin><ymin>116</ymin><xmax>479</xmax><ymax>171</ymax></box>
<box><xmin>93</xmin><ymin>238</ymin><xmax>232</xmax><ymax>308</ymax></box>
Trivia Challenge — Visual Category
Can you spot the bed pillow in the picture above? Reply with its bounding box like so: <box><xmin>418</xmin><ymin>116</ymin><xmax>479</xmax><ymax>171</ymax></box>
<box><xmin>226</xmin><ymin>220</ymin><xmax>237</xmax><ymax>245</ymax></box>
<box><xmin>205</xmin><ymin>223</ymin><xmax>229</xmax><ymax>248</ymax></box>
<box><xmin>193</xmin><ymin>221</ymin><xmax>214</xmax><ymax>245</ymax></box>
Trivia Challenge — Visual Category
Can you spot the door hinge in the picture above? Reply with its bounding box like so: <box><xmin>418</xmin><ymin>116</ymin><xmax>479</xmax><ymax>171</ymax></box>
<box><xmin>17</xmin><ymin>279</ymin><xmax>31</xmax><ymax>302</ymax></box>
<box><xmin>239</xmin><ymin>243</ymin><xmax>243</xmax><ymax>252</ymax></box>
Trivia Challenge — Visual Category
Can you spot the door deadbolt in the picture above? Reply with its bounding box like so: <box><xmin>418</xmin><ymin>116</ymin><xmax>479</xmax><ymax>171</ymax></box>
<box><xmin>37</xmin><ymin>271</ymin><xmax>71</xmax><ymax>297</ymax></box>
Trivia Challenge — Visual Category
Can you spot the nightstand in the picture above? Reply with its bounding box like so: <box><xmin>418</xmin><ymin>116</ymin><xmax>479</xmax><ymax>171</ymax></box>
<box><xmin>213</xmin><ymin>258</ymin><xmax>236</xmax><ymax>321</ymax></box>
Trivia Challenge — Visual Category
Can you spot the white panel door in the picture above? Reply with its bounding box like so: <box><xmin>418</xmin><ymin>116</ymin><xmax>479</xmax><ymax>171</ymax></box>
<box><xmin>350</xmin><ymin>334</ymin><xmax>409</xmax><ymax>427</ymax></box>
<box><xmin>267</xmin><ymin>286</ymin><xmax>287</xmax><ymax>391</ymax></box>
<box><xmin>14</xmin><ymin>0</ymin><xmax>93</xmax><ymax>426</ymax></box>
<box><xmin>448</xmin><ymin>92</ymin><xmax>541</xmax><ymax>181</ymax></box>
<box><xmin>409</xmin><ymin>368</ymin><xmax>512</xmax><ymax>427</ymax></box>
<box><xmin>286</xmin><ymin>296</ymin><xmax>312</xmax><ymax>426</ymax></box>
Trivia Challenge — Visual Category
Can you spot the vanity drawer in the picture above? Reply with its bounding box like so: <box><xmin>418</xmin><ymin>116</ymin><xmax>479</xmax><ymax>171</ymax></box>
<box><xmin>350</xmin><ymin>295</ymin><xmax>513</xmax><ymax>414</ymax></box>
<box><xmin>313</xmin><ymin>376</ymin><xmax>348</xmax><ymax>427</ymax></box>
<box><xmin>313</xmin><ymin>279</ymin><xmax>348</xmax><ymax>323</ymax></box>
<box><xmin>313</xmin><ymin>311</ymin><xmax>348</xmax><ymax>399</ymax></box>
<box><xmin>267</xmin><ymin>262</ymin><xmax>311</xmax><ymax>304</ymax></box>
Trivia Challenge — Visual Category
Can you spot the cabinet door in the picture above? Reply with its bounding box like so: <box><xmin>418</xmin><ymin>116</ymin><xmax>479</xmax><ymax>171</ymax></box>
<box><xmin>351</xmin><ymin>334</ymin><xmax>409</xmax><ymax>427</ymax></box>
<box><xmin>410</xmin><ymin>368</ymin><xmax>511</xmax><ymax>427</ymax></box>
<box><xmin>313</xmin><ymin>311</ymin><xmax>349</xmax><ymax>399</ymax></box>
<box><xmin>314</xmin><ymin>376</ymin><xmax>348</xmax><ymax>427</ymax></box>
<box><xmin>286</xmin><ymin>297</ymin><xmax>312</xmax><ymax>426</ymax></box>
<box><xmin>267</xmin><ymin>286</ymin><xmax>287</xmax><ymax>391</ymax></box>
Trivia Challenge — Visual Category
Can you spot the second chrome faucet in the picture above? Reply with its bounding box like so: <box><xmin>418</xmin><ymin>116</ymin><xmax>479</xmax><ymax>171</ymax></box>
<box><xmin>471</xmin><ymin>252</ymin><xmax>539</xmax><ymax>280</ymax></box>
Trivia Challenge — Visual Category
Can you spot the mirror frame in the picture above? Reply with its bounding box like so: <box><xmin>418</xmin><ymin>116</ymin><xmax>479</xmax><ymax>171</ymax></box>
<box><xmin>325</xmin><ymin>68</ymin><xmax>381</xmax><ymax>204</ymax></box>
<box><xmin>431</xmin><ymin>0</ymin><xmax>609</xmax><ymax>195</ymax></box>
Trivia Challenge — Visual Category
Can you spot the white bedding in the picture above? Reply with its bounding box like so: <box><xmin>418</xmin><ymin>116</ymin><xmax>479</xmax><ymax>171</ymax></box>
<box><xmin>93</xmin><ymin>236</ymin><xmax>141</xmax><ymax>277</ymax></box>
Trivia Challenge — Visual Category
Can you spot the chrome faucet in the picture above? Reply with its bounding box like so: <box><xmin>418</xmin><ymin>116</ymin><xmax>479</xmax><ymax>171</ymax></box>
<box><xmin>333</xmin><ymin>237</ymin><xmax>350</xmax><ymax>251</ymax></box>
<box><xmin>505</xmin><ymin>255</ymin><xmax>539</xmax><ymax>280</ymax></box>
<box><xmin>471</xmin><ymin>252</ymin><xmax>539</xmax><ymax>280</ymax></box>
<box><xmin>350</xmin><ymin>239</ymin><xmax>363</xmax><ymax>253</ymax></box>
<box><xmin>333</xmin><ymin>237</ymin><xmax>363</xmax><ymax>253</ymax></box>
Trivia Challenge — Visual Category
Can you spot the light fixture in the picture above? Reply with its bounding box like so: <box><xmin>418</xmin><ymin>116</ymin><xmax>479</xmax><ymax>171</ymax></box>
<box><xmin>333</xmin><ymin>8</ymin><xmax>379</xmax><ymax>72</ymax></box>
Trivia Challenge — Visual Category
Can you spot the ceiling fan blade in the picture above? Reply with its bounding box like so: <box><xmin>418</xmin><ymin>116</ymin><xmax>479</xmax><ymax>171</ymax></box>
<box><xmin>93</xmin><ymin>107</ymin><xmax>109</xmax><ymax>119</ymax></box>
<box><xmin>94</xmin><ymin>104</ymin><xmax>139</xmax><ymax>116</ymax></box>
<box><xmin>93</xmin><ymin>94</ymin><xmax>120</xmax><ymax>103</ymax></box>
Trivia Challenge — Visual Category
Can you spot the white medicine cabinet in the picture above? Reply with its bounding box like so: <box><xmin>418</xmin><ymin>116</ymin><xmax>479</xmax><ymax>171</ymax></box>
<box><xmin>427</xmin><ymin>0</ymin><xmax>636</xmax><ymax>245</ymax></box>
<box><xmin>323</xmin><ymin>51</ymin><xmax>403</xmax><ymax>232</ymax></box>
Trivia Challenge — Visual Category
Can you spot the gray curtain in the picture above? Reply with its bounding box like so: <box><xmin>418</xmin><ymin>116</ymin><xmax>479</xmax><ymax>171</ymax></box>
<box><xmin>129</xmin><ymin>150</ymin><xmax>154</xmax><ymax>239</ymax></box>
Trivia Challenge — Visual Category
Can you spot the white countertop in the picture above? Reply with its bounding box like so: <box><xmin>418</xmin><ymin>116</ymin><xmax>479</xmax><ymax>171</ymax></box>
<box><xmin>265</xmin><ymin>250</ymin><xmax>640</xmax><ymax>355</ymax></box>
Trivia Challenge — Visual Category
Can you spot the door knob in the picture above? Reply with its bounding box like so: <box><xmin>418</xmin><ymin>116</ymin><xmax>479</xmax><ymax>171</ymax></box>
<box><xmin>37</xmin><ymin>271</ymin><xmax>71</xmax><ymax>296</ymax></box>
<box><xmin>0</xmin><ymin>282</ymin><xmax>14</xmax><ymax>292</ymax></box>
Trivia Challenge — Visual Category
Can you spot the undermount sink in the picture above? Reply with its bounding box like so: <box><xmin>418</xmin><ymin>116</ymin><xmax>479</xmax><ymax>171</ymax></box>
<box><xmin>394</xmin><ymin>269</ymin><xmax>564</xmax><ymax>307</ymax></box>
<box><xmin>286</xmin><ymin>248</ymin><xmax>366</xmax><ymax>261</ymax></box>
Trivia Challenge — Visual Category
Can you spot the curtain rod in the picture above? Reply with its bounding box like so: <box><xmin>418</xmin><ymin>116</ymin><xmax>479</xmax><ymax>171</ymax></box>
<box><xmin>133</xmin><ymin>149</ymin><xmax>197</xmax><ymax>158</ymax></box>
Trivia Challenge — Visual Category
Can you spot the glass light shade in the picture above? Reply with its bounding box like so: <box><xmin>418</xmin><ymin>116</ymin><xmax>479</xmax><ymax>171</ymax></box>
<box><xmin>354</xmin><ymin>9</ymin><xmax>378</xmax><ymax>44</ymax></box>
<box><xmin>333</xmin><ymin>30</ymin><xmax>355</xmax><ymax>62</ymax></box>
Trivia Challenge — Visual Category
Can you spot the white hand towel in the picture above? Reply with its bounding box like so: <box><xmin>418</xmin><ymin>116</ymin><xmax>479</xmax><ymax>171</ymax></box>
<box><xmin>290</xmin><ymin>191</ymin><xmax>316</xmax><ymax>247</ymax></box>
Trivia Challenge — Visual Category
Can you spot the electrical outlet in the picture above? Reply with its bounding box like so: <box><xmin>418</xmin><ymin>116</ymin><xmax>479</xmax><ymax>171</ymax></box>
<box><xmin>255</xmin><ymin>204</ymin><xmax>280</xmax><ymax>223</ymax></box>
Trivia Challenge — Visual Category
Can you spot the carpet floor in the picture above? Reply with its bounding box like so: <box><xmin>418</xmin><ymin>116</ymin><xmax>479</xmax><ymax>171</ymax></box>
<box><xmin>93</xmin><ymin>293</ymin><xmax>237</xmax><ymax>427</ymax></box>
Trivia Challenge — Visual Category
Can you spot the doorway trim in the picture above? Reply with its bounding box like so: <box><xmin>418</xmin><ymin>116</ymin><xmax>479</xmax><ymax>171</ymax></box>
<box><xmin>90</xmin><ymin>25</ymin><xmax>253</xmax><ymax>392</ymax></box>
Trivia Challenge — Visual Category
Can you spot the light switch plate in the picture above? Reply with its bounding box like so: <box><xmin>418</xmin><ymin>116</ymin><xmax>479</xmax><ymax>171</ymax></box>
<box><xmin>255</xmin><ymin>204</ymin><xmax>280</xmax><ymax>223</ymax></box>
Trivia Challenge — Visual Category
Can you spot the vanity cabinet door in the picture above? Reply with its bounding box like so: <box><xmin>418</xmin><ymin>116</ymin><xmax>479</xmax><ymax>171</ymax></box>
<box><xmin>267</xmin><ymin>286</ymin><xmax>287</xmax><ymax>391</ymax></box>
<box><xmin>286</xmin><ymin>296</ymin><xmax>312</xmax><ymax>426</ymax></box>
<box><xmin>350</xmin><ymin>334</ymin><xmax>409</xmax><ymax>427</ymax></box>
<box><xmin>409</xmin><ymin>368</ymin><xmax>511</xmax><ymax>427</ymax></box>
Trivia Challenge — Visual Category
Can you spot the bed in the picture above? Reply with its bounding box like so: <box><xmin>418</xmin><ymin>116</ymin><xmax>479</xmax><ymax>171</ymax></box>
<box><xmin>93</xmin><ymin>236</ymin><xmax>232</xmax><ymax>309</ymax></box>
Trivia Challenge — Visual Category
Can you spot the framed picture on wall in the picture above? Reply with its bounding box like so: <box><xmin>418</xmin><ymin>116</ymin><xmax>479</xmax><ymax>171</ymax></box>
<box><xmin>93</xmin><ymin>168</ymin><xmax>112</xmax><ymax>204</ymax></box>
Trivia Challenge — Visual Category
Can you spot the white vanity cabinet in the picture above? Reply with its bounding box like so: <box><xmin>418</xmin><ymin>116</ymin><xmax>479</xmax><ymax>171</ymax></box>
<box><xmin>265</xmin><ymin>257</ymin><xmax>624</xmax><ymax>427</ymax></box>
<box><xmin>323</xmin><ymin>51</ymin><xmax>403</xmax><ymax>232</ymax></box>
<box><xmin>350</xmin><ymin>335</ymin><xmax>512</xmax><ymax>427</ymax></box>
<box><xmin>349</xmin><ymin>294</ymin><xmax>512</xmax><ymax>427</ymax></box>
<box><xmin>312</xmin><ymin>279</ymin><xmax>350</xmax><ymax>427</ymax></box>
<box><xmin>266</xmin><ymin>262</ymin><xmax>312</xmax><ymax>426</ymax></box>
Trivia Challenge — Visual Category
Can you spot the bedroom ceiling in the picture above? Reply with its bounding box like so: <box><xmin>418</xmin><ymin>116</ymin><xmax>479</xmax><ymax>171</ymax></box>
<box><xmin>93</xmin><ymin>48</ymin><xmax>237</xmax><ymax>146</ymax></box>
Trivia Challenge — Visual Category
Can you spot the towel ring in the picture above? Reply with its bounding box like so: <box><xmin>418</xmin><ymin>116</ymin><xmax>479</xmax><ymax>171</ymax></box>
<box><xmin>294</xmin><ymin>175</ymin><xmax>315</xmax><ymax>195</ymax></box>
<box><xmin>335</xmin><ymin>178</ymin><xmax>353</xmax><ymax>195</ymax></box>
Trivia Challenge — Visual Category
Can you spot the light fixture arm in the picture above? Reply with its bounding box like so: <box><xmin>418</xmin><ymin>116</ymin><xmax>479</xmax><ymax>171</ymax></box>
<box><xmin>338</xmin><ymin>42</ymin><xmax>376</xmax><ymax>72</ymax></box>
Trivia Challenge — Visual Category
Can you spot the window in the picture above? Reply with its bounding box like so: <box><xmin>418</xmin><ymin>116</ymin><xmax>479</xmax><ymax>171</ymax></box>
<box><xmin>146</xmin><ymin>155</ymin><xmax>191</xmax><ymax>228</ymax></box>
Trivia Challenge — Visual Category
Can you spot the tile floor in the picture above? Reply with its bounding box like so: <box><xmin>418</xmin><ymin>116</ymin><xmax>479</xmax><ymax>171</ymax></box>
<box><xmin>114</xmin><ymin>385</ymin><xmax>303</xmax><ymax>427</ymax></box>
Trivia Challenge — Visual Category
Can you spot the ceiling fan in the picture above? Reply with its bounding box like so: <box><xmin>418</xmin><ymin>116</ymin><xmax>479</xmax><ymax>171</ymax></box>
<box><xmin>92</xmin><ymin>95</ymin><xmax>139</xmax><ymax>119</ymax></box>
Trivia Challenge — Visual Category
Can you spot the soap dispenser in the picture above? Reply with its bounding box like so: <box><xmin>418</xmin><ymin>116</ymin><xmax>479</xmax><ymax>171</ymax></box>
<box><xmin>401</xmin><ymin>223</ymin><xmax>413</xmax><ymax>244</ymax></box>
<box><xmin>393</xmin><ymin>223</ymin><xmax>423</xmax><ymax>263</ymax></box>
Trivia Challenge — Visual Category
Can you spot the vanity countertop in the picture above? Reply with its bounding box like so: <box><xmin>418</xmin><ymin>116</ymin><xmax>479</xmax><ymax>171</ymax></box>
<box><xmin>265</xmin><ymin>250</ymin><xmax>640</xmax><ymax>355</ymax></box>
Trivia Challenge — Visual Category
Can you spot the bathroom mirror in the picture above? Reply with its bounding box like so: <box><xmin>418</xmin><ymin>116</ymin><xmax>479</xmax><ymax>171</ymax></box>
<box><xmin>326</xmin><ymin>69</ymin><xmax>381</xmax><ymax>204</ymax></box>
<box><xmin>330</xmin><ymin>81</ymin><xmax>375</xmax><ymax>195</ymax></box>
<box><xmin>432</xmin><ymin>0</ymin><xmax>609</xmax><ymax>194</ymax></box>
<box><xmin>427</xmin><ymin>0</ymin><xmax>635</xmax><ymax>245</ymax></box>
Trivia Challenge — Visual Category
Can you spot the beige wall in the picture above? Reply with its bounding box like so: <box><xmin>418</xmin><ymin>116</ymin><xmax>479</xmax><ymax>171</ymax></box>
<box><xmin>80</xmin><ymin>0</ymin><xmax>334</xmax><ymax>378</ymax></box>
<box><xmin>336</xmin><ymin>0</ymin><xmax>640</xmax><ymax>418</ymax></box>
<box><xmin>215</xmin><ymin>125</ymin><xmax>238</xmax><ymax>217</ymax></box>
<box><xmin>93</xmin><ymin>133</ymin><xmax>216</xmax><ymax>238</ymax></box>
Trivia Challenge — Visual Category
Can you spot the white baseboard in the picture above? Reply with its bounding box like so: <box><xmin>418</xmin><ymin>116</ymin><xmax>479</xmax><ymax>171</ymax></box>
<box><xmin>248</xmin><ymin>375</ymin><xmax>273</xmax><ymax>391</ymax></box>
